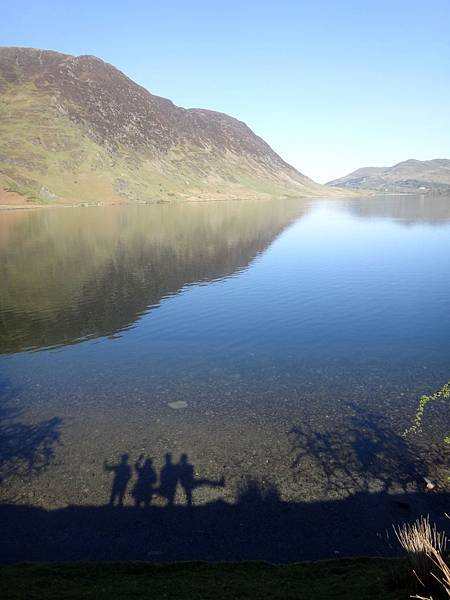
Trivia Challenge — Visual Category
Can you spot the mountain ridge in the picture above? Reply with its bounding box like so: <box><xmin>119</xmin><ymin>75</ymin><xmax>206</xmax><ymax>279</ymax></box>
<box><xmin>0</xmin><ymin>46</ymin><xmax>334</xmax><ymax>205</ymax></box>
<box><xmin>327</xmin><ymin>158</ymin><xmax>450</xmax><ymax>193</ymax></box>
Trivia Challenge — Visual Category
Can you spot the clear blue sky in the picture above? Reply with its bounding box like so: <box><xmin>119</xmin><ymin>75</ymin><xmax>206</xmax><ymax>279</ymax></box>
<box><xmin>2</xmin><ymin>0</ymin><xmax>449</xmax><ymax>182</ymax></box>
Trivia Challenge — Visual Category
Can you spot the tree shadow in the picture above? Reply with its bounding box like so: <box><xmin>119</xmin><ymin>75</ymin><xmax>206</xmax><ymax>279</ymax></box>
<box><xmin>236</xmin><ymin>477</ymin><xmax>281</xmax><ymax>507</ymax></box>
<box><xmin>0</xmin><ymin>376</ymin><xmax>62</xmax><ymax>489</ymax></box>
<box><xmin>288</xmin><ymin>404</ymin><xmax>431</xmax><ymax>496</ymax></box>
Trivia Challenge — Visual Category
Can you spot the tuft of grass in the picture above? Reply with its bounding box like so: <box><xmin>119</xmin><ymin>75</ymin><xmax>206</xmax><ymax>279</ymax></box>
<box><xmin>394</xmin><ymin>515</ymin><xmax>449</xmax><ymax>599</ymax></box>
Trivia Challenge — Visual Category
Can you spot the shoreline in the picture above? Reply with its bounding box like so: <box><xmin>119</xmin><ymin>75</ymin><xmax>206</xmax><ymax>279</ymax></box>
<box><xmin>2</xmin><ymin>191</ymin><xmax>437</xmax><ymax>213</ymax></box>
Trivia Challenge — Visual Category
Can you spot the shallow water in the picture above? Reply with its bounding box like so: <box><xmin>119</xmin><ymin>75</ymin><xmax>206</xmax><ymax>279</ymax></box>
<box><xmin>0</xmin><ymin>195</ymin><xmax>449</xmax><ymax>509</ymax></box>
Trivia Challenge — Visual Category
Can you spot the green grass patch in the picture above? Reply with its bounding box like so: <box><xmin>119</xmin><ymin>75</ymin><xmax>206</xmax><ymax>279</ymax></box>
<box><xmin>0</xmin><ymin>558</ymin><xmax>414</xmax><ymax>600</ymax></box>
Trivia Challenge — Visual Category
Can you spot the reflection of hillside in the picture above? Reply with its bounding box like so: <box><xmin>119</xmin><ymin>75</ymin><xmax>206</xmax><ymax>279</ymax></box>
<box><xmin>0</xmin><ymin>200</ymin><xmax>305</xmax><ymax>353</ymax></box>
<box><xmin>347</xmin><ymin>195</ymin><xmax>450</xmax><ymax>225</ymax></box>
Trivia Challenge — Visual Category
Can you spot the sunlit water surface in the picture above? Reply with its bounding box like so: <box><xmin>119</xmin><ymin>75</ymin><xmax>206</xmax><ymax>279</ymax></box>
<box><xmin>0</xmin><ymin>195</ymin><xmax>449</xmax><ymax>508</ymax></box>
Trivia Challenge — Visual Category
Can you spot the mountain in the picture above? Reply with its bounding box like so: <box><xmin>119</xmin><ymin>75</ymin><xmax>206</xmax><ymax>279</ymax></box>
<box><xmin>327</xmin><ymin>159</ymin><xmax>450</xmax><ymax>193</ymax></box>
<box><xmin>0</xmin><ymin>47</ymin><xmax>329</xmax><ymax>206</ymax></box>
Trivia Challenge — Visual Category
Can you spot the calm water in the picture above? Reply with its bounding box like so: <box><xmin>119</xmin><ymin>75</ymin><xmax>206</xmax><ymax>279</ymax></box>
<box><xmin>0</xmin><ymin>195</ymin><xmax>449</xmax><ymax>509</ymax></box>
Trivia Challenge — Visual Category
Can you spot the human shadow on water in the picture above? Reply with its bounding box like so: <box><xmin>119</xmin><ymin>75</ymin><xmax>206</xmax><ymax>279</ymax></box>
<box><xmin>0</xmin><ymin>376</ymin><xmax>61</xmax><ymax>489</ymax></box>
<box><xmin>177</xmin><ymin>453</ymin><xmax>225</xmax><ymax>506</ymax></box>
<box><xmin>1</xmin><ymin>405</ymin><xmax>448</xmax><ymax>563</ymax></box>
<box><xmin>104</xmin><ymin>454</ymin><xmax>132</xmax><ymax>508</ymax></box>
<box><xmin>131</xmin><ymin>455</ymin><xmax>157</xmax><ymax>508</ymax></box>
<box><xmin>107</xmin><ymin>451</ymin><xmax>226</xmax><ymax>508</ymax></box>
<box><xmin>159</xmin><ymin>453</ymin><xmax>178</xmax><ymax>507</ymax></box>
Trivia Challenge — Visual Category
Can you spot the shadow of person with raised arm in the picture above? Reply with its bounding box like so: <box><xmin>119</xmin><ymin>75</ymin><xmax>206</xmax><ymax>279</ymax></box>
<box><xmin>178</xmin><ymin>453</ymin><xmax>225</xmax><ymax>506</ymax></box>
<box><xmin>104</xmin><ymin>453</ymin><xmax>132</xmax><ymax>508</ymax></box>
<box><xmin>131</xmin><ymin>454</ymin><xmax>157</xmax><ymax>508</ymax></box>
<box><xmin>159</xmin><ymin>452</ymin><xmax>178</xmax><ymax>507</ymax></box>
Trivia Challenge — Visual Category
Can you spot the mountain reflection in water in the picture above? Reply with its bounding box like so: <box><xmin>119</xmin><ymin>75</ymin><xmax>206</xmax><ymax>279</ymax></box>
<box><xmin>347</xmin><ymin>194</ymin><xmax>450</xmax><ymax>225</ymax></box>
<box><xmin>0</xmin><ymin>199</ymin><xmax>305</xmax><ymax>353</ymax></box>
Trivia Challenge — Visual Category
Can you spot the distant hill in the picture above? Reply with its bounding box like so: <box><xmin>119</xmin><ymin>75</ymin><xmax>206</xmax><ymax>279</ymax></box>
<box><xmin>0</xmin><ymin>47</ymin><xmax>331</xmax><ymax>205</ymax></box>
<box><xmin>327</xmin><ymin>159</ymin><xmax>450</xmax><ymax>193</ymax></box>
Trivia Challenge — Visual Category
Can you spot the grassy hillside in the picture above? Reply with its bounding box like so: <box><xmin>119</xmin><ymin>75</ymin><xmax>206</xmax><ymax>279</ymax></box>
<box><xmin>327</xmin><ymin>159</ymin><xmax>450</xmax><ymax>194</ymax></box>
<box><xmin>0</xmin><ymin>48</ymin><xmax>334</xmax><ymax>205</ymax></box>
<box><xmin>0</xmin><ymin>82</ymin><xmax>124</xmax><ymax>203</ymax></box>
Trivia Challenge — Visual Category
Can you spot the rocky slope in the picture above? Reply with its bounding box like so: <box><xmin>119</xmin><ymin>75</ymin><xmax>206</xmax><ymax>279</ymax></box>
<box><xmin>0</xmin><ymin>47</ymin><xmax>328</xmax><ymax>205</ymax></box>
<box><xmin>327</xmin><ymin>159</ymin><xmax>450</xmax><ymax>194</ymax></box>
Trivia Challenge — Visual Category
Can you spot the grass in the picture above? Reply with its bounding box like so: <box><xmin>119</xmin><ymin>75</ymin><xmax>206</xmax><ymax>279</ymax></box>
<box><xmin>0</xmin><ymin>558</ymin><xmax>416</xmax><ymax>600</ymax></box>
<box><xmin>394</xmin><ymin>516</ymin><xmax>449</xmax><ymax>599</ymax></box>
<box><xmin>0</xmin><ymin>82</ymin><xmax>329</xmax><ymax>206</ymax></box>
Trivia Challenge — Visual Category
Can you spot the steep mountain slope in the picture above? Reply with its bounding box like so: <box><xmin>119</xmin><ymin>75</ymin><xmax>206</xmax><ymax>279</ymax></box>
<box><xmin>0</xmin><ymin>47</ymin><xmax>328</xmax><ymax>205</ymax></box>
<box><xmin>327</xmin><ymin>159</ymin><xmax>450</xmax><ymax>193</ymax></box>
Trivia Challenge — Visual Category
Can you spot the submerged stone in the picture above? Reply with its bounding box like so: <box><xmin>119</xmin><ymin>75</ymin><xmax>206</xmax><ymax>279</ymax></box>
<box><xmin>168</xmin><ymin>400</ymin><xmax>188</xmax><ymax>410</ymax></box>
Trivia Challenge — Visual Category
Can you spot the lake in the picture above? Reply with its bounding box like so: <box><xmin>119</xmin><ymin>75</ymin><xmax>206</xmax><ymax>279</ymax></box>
<box><xmin>0</xmin><ymin>195</ymin><xmax>449</xmax><ymax>548</ymax></box>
